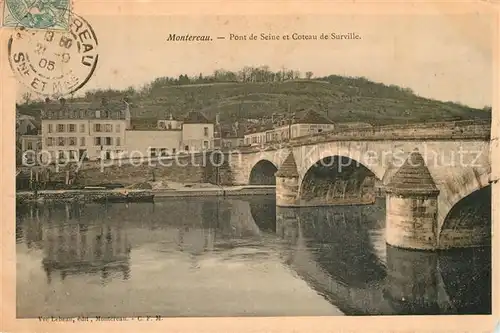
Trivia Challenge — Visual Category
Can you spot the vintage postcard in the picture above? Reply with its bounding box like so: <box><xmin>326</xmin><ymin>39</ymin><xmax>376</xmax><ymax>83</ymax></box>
<box><xmin>1</xmin><ymin>1</ymin><xmax>498</xmax><ymax>332</ymax></box>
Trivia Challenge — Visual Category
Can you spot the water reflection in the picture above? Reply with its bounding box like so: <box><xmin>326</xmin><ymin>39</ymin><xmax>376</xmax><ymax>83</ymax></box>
<box><xmin>16</xmin><ymin>197</ymin><xmax>491</xmax><ymax>317</ymax></box>
<box><xmin>17</xmin><ymin>203</ymin><xmax>132</xmax><ymax>285</ymax></box>
<box><xmin>275</xmin><ymin>202</ymin><xmax>491</xmax><ymax>315</ymax></box>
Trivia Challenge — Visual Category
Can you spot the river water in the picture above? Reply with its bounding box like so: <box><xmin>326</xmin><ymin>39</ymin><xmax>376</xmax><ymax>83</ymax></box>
<box><xmin>16</xmin><ymin>196</ymin><xmax>491</xmax><ymax>317</ymax></box>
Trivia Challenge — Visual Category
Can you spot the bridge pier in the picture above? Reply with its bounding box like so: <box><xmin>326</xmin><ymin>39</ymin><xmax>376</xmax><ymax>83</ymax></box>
<box><xmin>275</xmin><ymin>152</ymin><xmax>299</xmax><ymax>206</ymax></box>
<box><xmin>385</xmin><ymin>150</ymin><xmax>440</xmax><ymax>250</ymax></box>
<box><xmin>384</xmin><ymin>245</ymin><xmax>442</xmax><ymax>314</ymax></box>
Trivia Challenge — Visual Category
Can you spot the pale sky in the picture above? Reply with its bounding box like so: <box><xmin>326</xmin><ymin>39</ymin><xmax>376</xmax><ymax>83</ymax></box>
<box><xmin>17</xmin><ymin>12</ymin><xmax>494</xmax><ymax>108</ymax></box>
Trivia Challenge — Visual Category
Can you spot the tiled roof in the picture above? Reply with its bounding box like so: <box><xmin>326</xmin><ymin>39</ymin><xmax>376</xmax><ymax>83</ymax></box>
<box><xmin>244</xmin><ymin>124</ymin><xmax>273</xmax><ymax>135</ymax></box>
<box><xmin>42</xmin><ymin>100</ymin><xmax>128</xmax><ymax>119</ymax></box>
<box><xmin>183</xmin><ymin>111</ymin><xmax>211</xmax><ymax>124</ymax></box>
<box><xmin>275</xmin><ymin>152</ymin><xmax>299</xmax><ymax>177</ymax></box>
<box><xmin>385</xmin><ymin>149</ymin><xmax>439</xmax><ymax>196</ymax></box>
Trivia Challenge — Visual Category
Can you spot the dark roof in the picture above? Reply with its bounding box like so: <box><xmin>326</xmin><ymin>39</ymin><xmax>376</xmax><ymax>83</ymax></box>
<box><xmin>275</xmin><ymin>152</ymin><xmax>299</xmax><ymax>177</ymax></box>
<box><xmin>42</xmin><ymin>100</ymin><xmax>127</xmax><ymax>120</ymax></box>
<box><xmin>183</xmin><ymin>111</ymin><xmax>211</xmax><ymax>124</ymax></box>
<box><xmin>244</xmin><ymin>124</ymin><xmax>273</xmax><ymax>135</ymax></box>
<box><xmin>385</xmin><ymin>149</ymin><xmax>439</xmax><ymax>196</ymax></box>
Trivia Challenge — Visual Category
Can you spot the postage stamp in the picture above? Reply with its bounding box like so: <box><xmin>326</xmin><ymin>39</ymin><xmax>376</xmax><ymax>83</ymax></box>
<box><xmin>7</xmin><ymin>13</ymin><xmax>99</xmax><ymax>98</ymax></box>
<box><xmin>2</xmin><ymin>0</ymin><xmax>71</xmax><ymax>30</ymax></box>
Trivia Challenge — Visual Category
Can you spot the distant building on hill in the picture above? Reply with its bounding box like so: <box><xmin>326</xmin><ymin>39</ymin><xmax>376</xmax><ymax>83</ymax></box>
<box><xmin>39</xmin><ymin>99</ymin><xmax>214</xmax><ymax>163</ymax></box>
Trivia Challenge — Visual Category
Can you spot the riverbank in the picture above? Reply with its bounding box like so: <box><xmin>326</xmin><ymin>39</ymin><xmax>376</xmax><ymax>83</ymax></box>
<box><xmin>16</xmin><ymin>189</ymin><xmax>155</xmax><ymax>204</ymax></box>
<box><xmin>16</xmin><ymin>184</ymin><xmax>276</xmax><ymax>204</ymax></box>
<box><xmin>153</xmin><ymin>185</ymin><xmax>275</xmax><ymax>197</ymax></box>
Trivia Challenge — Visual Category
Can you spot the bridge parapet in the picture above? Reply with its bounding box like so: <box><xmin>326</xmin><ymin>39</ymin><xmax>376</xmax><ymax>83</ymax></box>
<box><xmin>230</xmin><ymin>120</ymin><xmax>491</xmax><ymax>155</ymax></box>
<box><xmin>290</xmin><ymin>120</ymin><xmax>490</xmax><ymax>146</ymax></box>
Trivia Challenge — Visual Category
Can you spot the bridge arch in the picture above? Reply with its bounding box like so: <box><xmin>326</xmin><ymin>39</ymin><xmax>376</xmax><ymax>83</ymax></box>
<box><xmin>298</xmin><ymin>155</ymin><xmax>381</xmax><ymax>206</ymax></box>
<box><xmin>436</xmin><ymin>169</ymin><xmax>490</xmax><ymax>232</ymax></box>
<box><xmin>248</xmin><ymin>159</ymin><xmax>278</xmax><ymax>185</ymax></box>
<box><xmin>439</xmin><ymin>184</ymin><xmax>491</xmax><ymax>249</ymax></box>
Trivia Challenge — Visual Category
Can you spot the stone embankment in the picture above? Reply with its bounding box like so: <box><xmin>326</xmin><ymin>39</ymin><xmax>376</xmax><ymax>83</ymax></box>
<box><xmin>16</xmin><ymin>181</ymin><xmax>276</xmax><ymax>204</ymax></box>
<box><xmin>16</xmin><ymin>189</ymin><xmax>153</xmax><ymax>204</ymax></box>
<box><xmin>149</xmin><ymin>181</ymin><xmax>275</xmax><ymax>197</ymax></box>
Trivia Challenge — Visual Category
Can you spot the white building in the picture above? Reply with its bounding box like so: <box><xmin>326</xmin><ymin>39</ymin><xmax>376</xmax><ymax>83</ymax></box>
<box><xmin>40</xmin><ymin>100</ymin><xmax>214</xmax><ymax>163</ymax></box>
<box><xmin>40</xmin><ymin>99</ymin><xmax>128</xmax><ymax>163</ymax></box>
<box><xmin>181</xmin><ymin>111</ymin><xmax>214</xmax><ymax>152</ymax></box>
<box><xmin>244</xmin><ymin>109</ymin><xmax>335</xmax><ymax>146</ymax></box>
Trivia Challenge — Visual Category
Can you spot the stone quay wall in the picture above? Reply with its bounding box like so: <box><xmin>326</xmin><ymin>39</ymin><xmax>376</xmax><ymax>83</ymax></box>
<box><xmin>74</xmin><ymin>153</ymin><xmax>212</xmax><ymax>186</ymax></box>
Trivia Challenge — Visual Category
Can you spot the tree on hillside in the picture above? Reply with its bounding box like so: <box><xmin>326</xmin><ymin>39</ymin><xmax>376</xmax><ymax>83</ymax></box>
<box><xmin>178</xmin><ymin>74</ymin><xmax>190</xmax><ymax>85</ymax></box>
<box><xmin>305</xmin><ymin>71</ymin><xmax>314</xmax><ymax>79</ymax></box>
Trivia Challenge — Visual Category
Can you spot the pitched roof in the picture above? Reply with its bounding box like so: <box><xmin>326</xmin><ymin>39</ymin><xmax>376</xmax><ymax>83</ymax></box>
<box><xmin>42</xmin><ymin>100</ymin><xmax>128</xmax><ymax>119</ymax></box>
<box><xmin>385</xmin><ymin>149</ymin><xmax>439</xmax><ymax>196</ymax></box>
<box><xmin>275</xmin><ymin>152</ymin><xmax>299</xmax><ymax>177</ymax></box>
<box><xmin>183</xmin><ymin>111</ymin><xmax>211</xmax><ymax>124</ymax></box>
<box><xmin>244</xmin><ymin>124</ymin><xmax>273</xmax><ymax>135</ymax></box>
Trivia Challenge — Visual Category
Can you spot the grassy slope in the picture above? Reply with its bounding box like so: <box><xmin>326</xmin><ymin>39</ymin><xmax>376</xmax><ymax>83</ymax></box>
<box><xmin>18</xmin><ymin>78</ymin><xmax>491</xmax><ymax>125</ymax></box>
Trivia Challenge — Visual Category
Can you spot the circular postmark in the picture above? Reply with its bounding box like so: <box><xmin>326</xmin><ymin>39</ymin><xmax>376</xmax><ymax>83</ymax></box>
<box><xmin>5</xmin><ymin>0</ymin><xmax>71</xmax><ymax>29</ymax></box>
<box><xmin>8</xmin><ymin>13</ymin><xmax>99</xmax><ymax>98</ymax></box>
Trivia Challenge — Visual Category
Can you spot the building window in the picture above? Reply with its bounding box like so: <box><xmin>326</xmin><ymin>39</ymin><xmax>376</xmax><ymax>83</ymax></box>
<box><xmin>105</xmin><ymin>124</ymin><xmax>112</xmax><ymax>132</ymax></box>
<box><xmin>69</xmin><ymin>137</ymin><xmax>77</xmax><ymax>146</ymax></box>
<box><xmin>94</xmin><ymin>124</ymin><xmax>101</xmax><ymax>132</ymax></box>
<box><xmin>57</xmin><ymin>124</ymin><xmax>65</xmax><ymax>132</ymax></box>
<box><xmin>94</xmin><ymin>137</ymin><xmax>101</xmax><ymax>146</ymax></box>
<box><xmin>46</xmin><ymin>137</ymin><xmax>53</xmax><ymax>146</ymax></box>
<box><xmin>79</xmin><ymin>124</ymin><xmax>85</xmax><ymax>133</ymax></box>
<box><xmin>116</xmin><ymin>137</ymin><xmax>121</xmax><ymax>146</ymax></box>
<box><xmin>167</xmin><ymin>123</ymin><xmax>172</xmax><ymax>130</ymax></box>
<box><xmin>57</xmin><ymin>137</ymin><xmax>65</xmax><ymax>146</ymax></box>
<box><xmin>27</xmin><ymin>141</ymin><xmax>33</xmax><ymax>150</ymax></box>
<box><xmin>48</xmin><ymin>124</ymin><xmax>53</xmax><ymax>133</ymax></box>
<box><xmin>115</xmin><ymin>124</ymin><xmax>121</xmax><ymax>133</ymax></box>
<box><xmin>204</xmin><ymin>127</ymin><xmax>209</xmax><ymax>136</ymax></box>
<box><xmin>104</xmin><ymin>137</ymin><xmax>112</xmax><ymax>145</ymax></box>
<box><xmin>160</xmin><ymin>148</ymin><xmax>167</xmax><ymax>156</ymax></box>
<box><xmin>172</xmin><ymin>148</ymin><xmax>176</xmax><ymax>154</ymax></box>
<box><xmin>68</xmin><ymin>124</ymin><xmax>76</xmax><ymax>132</ymax></box>
<box><xmin>203</xmin><ymin>141</ymin><xmax>209</xmax><ymax>149</ymax></box>
<box><xmin>70</xmin><ymin>150</ymin><xmax>78</xmax><ymax>160</ymax></box>
<box><xmin>150</xmin><ymin>148</ymin><xmax>156</xmax><ymax>157</ymax></box>
<box><xmin>58</xmin><ymin>151</ymin><xmax>65</xmax><ymax>159</ymax></box>
<box><xmin>80</xmin><ymin>137</ymin><xmax>86</xmax><ymax>146</ymax></box>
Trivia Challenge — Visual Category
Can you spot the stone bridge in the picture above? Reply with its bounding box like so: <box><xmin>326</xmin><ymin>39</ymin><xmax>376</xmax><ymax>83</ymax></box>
<box><xmin>218</xmin><ymin>119</ymin><xmax>492</xmax><ymax>250</ymax></box>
